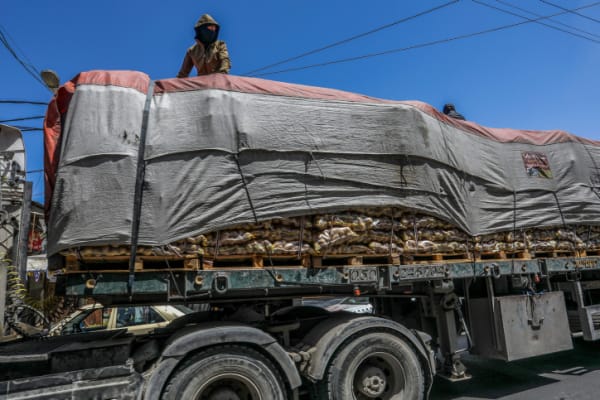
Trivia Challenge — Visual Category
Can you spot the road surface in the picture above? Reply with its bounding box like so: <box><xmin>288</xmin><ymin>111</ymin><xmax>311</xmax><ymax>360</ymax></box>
<box><xmin>431</xmin><ymin>339</ymin><xmax>600</xmax><ymax>400</ymax></box>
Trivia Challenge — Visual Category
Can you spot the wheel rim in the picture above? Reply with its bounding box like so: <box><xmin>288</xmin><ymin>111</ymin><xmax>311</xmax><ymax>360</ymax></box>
<box><xmin>194</xmin><ymin>372</ymin><xmax>262</xmax><ymax>400</ymax></box>
<box><xmin>351</xmin><ymin>352</ymin><xmax>406</xmax><ymax>399</ymax></box>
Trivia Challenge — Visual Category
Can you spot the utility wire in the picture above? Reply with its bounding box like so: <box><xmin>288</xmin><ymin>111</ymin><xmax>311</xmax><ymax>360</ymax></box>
<box><xmin>474</xmin><ymin>0</ymin><xmax>600</xmax><ymax>43</ymax></box>
<box><xmin>496</xmin><ymin>0</ymin><xmax>600</xmax><ymax>39</ymax></box>
<box><xmin>0</xmin><ymin>25</ymin><xmax>48</xmax><ymax>91</ymax></box>
<box><xmin>0</xmin><ymin>116</ymin><xmax>44</xmax><ymax>123</ymax></box>
<box><xmin>255</xmin><ymin>1</ymin><xmax>600</xmax><ymax>77</ymax></box>
<box><xmin>0</xmin><ymin>100</ymin><xmax>47</xmax><ymax>105</ymax></box>
<box><xmin>540</xmin><ymin>0</ymin><xmax>600</xmax><ymax>24</ymax></box>
<box><xmin>13</xmin><ymin>126</ymin><xmax>43</xmax><ymax>132</ymax></box>
<box><xmin>26</xmin><ymin>169</ymin><xmax>44</xmax><ymax>174</ymax></box>
<box><xmin>0</xmin><ymin>24</ymin><xmax>41</xmax><ymax>73</ymax></box>
<box><xmin>243</xmin><ymin>0</ymin><xmax>459</xmax><ymax>76</ymax></box>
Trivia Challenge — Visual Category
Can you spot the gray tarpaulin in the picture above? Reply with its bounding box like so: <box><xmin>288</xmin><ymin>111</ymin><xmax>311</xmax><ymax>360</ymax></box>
<box><xmin>45</xmin><ymin>71</ymin><xmax>600</xmax><ymax>256</ymax></box>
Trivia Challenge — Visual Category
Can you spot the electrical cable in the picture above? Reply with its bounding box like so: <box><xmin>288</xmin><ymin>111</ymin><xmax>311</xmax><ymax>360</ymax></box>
<box><xmin>243</xmin><ymin>0</ymin><xmax>459</xmax><ymax>76</ymax></box>
<box><xmin>254</xmin><ymin>1</ymin><xmax>600</xmax><ymax>77</ymax></box>
<box><xmin>0</xmin><ymin>100</ymin><xmax>47</xmax><ymax>105</ymax></box>
<box><xmin>0</xmin><ymin>24</ymin><xmax>41</xmax><ymax>73</ymax></box>
<box><xmin>11</xmin><ymin>125</ymin><xmax>43</xmax><ymax>132</ymax></box>
<box><xmin>0</xmin><ymin>25</ymin><xmax>49</xmax><ymax>91</ymax></box>
<box><xmin>496</xmin><ymin>0</ymin><xmax>600</xmax><ymax>39</ymax></box>
<box><xmin>0</xmin><ymin>116</ymin><xmax>44</xmax><ymax>123</ymax></box>
<box><xmin>474</xmin><ymin>0</ymin><xmax>600</xmax><ymax>43</ymax></box>
<box><xmin>540</xmin><ymin>0</ymin><xmax>600</xmax><ymax>24</ymax></box>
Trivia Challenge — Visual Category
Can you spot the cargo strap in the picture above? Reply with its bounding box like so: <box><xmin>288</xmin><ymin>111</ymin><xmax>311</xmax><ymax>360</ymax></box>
<box><xmin>512</xmin><ymin>191</ymin><xmax>517</xmax><ymax>256</ymax></box>
<box><xmin>234</xmin><ymin>154</ymin><xmax>259</xmax><ymax>223</ymax></box>
<box><xmin>128</xmin><ymin>80</ymin><xmax>155</xmax><ymax>298</ymax></box>
<box><xmin>389</xmin><ymin>208</ymin><xmax>395</xmax><ymax>257</ymax></box>
<box><xmin>309</xmin><ymin>151</ymin><xmax>325</xmax><ymax>180</ymax></box>
<box><xmin>298</xmin><ymin>216</ymin><xmax>305</xmax><ymax>259</ymax></box>
<box><xmin>580</xmin><ymin>141</ymin><xmax>600</xmax><ymax>199</ymax></box>
<box><xmin>551</xmin><ymin>191</ymin><xmax>567</xmax><ymax>228</ymax></box>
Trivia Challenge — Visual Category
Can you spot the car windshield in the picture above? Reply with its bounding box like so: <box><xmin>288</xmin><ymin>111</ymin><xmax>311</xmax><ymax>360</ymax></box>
<box><xmin>56</xmin><ymin>304</ymin><xmax>102</xmax><ymax>325</ymax></box>
<box><xmin>59</xmin><ymin>306</ymin><xmax>109</xmax><ymax>335</ymax></box>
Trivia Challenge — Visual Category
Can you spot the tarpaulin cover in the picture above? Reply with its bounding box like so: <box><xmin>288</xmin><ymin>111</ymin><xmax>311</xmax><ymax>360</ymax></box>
<box><xmin>44</xmin><ymin>70</ymin><xmax>600</xmax><ymax>256</ymax></box>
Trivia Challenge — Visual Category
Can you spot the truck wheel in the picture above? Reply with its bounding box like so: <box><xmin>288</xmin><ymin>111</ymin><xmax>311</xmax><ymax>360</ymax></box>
<box><xmin>319</xmin><ymin>332</ymin><xmax>424</xmax><ymax>400</ymax></box>
<box><xmin>161</xmin><ymin>345</ymin><xmax>287</xmax><ymax>400</ymax></box>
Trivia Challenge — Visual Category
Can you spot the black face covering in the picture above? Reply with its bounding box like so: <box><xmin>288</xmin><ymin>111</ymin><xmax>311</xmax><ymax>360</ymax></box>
<box><xmin>195</xmin><ymin>25</ymin><xmax>218</xmax><ymax>46</ymax></box>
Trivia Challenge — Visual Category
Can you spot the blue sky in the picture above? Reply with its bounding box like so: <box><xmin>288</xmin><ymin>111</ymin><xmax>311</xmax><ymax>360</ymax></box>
<box><xmin>2</xmin><ymin>0</ymin><xmax>599</xmax><ymax>203</ymax></box>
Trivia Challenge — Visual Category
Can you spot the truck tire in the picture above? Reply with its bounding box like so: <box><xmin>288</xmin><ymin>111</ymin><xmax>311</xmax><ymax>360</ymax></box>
<box><xmin>317</xmin><ymin>332</ymin><xmax>425</xmax><ymax>400</ymax></box>
<box><xmin>161</xmin><ymin>344</ymin><xmax>287</xmax><ymax>400</ymax></box>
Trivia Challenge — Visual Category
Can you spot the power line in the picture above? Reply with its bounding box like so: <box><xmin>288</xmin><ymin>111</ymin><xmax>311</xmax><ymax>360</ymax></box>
<box><xmin>13</xmin><ymin>126</ymin><xmax>43</xmax><ymax>132</ymax></box>
<box><xmin>496</xmin><ymin>0</ymin><xmax>600</xmax><ymax>39</ymax></box>
<box><xmin>26</xmin><ymin>169</ymin><xmax>44</xmax><ymax>174</ymax></box>
<box><xmin>0</xmin><ymin>24</ymin><xmax>49</xmax><ymax>91</ymax></box>
<box><xmin>0</xmin><ymin>25</ymin><xmax>44</xmax><ymax>85</ymax></box>
<box><xmin>0</xmin><ymin>24</ymin><xmax>41</xmax><ymax>73</ymax></box>
<box><xmin>255</xmin><ymin>1</ymin><xmax>600</xmax><ymax>77</ymax></box>
<box><xmin>0</xmin><ymin>100</ymin><xmax>48</xmax><ymax>105</ymax></box>
<box><xmin>540</xmin><ymin>0</ymin><xmax>600</xmax><ymax>24</ymax></box>
<box><xmin>243</xmin><ymin>0</ymin><xmax>459</xmax><ymax>76</ymax></box>
<box><xmin>0</xmin><ymin>116</ymin><xmax>44</xmax><ymax>123</ymax></box>
<box><xmin>474</xmin><ymin>0</ymin><xmax>600</xmax><ymax>43</ymax></box>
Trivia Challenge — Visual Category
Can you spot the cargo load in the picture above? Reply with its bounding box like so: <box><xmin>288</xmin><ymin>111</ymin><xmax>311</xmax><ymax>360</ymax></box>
<box><xmin>44</xmin><ymin>71</ymin><xmax>600</xmax><ymax>268</ymax></box>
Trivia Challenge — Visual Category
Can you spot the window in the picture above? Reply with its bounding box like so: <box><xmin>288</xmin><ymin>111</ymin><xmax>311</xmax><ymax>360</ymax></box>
<box><xmin>115</xmin><ymin>306</ymin><xmax>165</xmax><ymax>328</ymax></box>
<box><xmin>63</xmin><ymin>307</ymin><xmax>111</xmax><ymax>334</ymax></box>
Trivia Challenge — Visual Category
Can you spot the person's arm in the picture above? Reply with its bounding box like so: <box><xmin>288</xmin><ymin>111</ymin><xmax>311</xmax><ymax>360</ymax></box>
<box><xmin>216</xmin><ymin>41</ymin><xmax>231</xmax><ymax>74</ymax></box>
<box><xmin>177</xmin><ymin>51</ymin><xmax>194</xmax><ymax>78</ymax></box>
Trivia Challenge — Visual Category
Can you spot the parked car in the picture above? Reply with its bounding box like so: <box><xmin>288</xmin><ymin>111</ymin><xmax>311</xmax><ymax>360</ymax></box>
<box><xmin>302</xmin><ymin>296</ymin><xmax>373</xmax><ymax>314</ymax></box>
<box><xmin>49</xmin><ymin>304</ymin><xmax>192</xmax><ymax>336</ymax></box>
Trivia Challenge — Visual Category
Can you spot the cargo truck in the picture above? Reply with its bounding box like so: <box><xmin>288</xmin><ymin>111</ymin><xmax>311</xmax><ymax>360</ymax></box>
<box><xmin>2</xmin><ymin>70</ymin><xmax>600</xmax><ymax>400</ymax></box>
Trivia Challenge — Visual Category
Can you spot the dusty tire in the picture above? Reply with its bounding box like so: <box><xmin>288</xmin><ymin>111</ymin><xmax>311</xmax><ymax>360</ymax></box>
<box><xmin>161</xmin><ymin>345</ymin><xmax>287</xmax><ymax>400</ymax></box>
<box><xmin>319</xmin><ymin>332</ymin><xmax>425</xmax><ymax>400</ymax></box>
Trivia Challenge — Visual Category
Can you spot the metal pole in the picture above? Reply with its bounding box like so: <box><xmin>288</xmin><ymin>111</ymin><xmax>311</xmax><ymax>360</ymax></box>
<box><xmin>0</xmin><ymin>261</ymin><xmax>6</xmax><ymax>335</ymax></box>
<box><xmin>16</xmin><ymin>181</ymin><xmax>32</xmax><ymax>283</ymax></box>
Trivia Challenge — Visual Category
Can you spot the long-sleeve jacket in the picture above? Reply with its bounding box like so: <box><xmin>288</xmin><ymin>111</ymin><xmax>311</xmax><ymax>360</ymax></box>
<box><xmin>177</xmin><ymin>41</ymin><xmax>231</xmax><ymax>77</ymax></box>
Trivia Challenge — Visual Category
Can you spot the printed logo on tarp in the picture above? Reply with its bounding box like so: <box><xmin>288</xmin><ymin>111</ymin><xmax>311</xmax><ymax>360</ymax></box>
<box><xmin>522</xmin><ymin>151</ymin><xmax>552</xmax><ymax>179</ymax></box>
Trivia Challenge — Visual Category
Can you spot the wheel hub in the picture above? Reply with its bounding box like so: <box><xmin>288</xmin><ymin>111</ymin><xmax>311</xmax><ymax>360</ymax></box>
<box><xmin>197</xmin><ymin>375</ymin><xmax>260</xmax><ymax>400</ymax></box>
<box><xmin>207</xmin><ymin>387</ymin><xmax>241</xmax><ymax>400</ymax></box>
<box><xmin>357</xmin><ymin>366</ymin><xmax>387</xmax><ymax>397</ymax></box>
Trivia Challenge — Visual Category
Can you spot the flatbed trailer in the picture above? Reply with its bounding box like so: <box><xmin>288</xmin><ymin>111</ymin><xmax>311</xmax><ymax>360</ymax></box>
<box><xmin>3</xmin><ymin>254</ymin><xmax>600</xmax><ymax>399</ymax></box>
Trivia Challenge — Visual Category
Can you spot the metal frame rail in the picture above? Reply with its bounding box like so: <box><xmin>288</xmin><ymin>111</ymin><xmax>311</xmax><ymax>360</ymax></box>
<box><xmin>58</xmin><ymin>256</ymin><xmax>600</xmax><ymax>302</ymax></box>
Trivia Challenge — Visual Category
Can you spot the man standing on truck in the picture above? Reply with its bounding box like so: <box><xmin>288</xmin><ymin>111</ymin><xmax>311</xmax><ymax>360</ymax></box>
<box><xmin>177</xmin><ymin>14</ymin><xmax>231</xmax><ymax>78</ymax></box>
